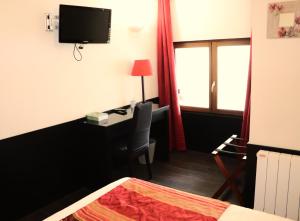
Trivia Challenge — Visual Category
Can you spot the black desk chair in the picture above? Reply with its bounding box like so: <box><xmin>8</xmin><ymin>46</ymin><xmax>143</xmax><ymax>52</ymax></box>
<box><xmin>113</xmin><ymin>102</ymin><xmax>153</xmax><ymax>180</ymax></box>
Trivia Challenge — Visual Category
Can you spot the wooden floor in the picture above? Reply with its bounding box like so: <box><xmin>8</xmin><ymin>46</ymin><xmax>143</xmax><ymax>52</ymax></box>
<box><xmin>133</xmin><ymin>150</ymin><xmax>243</xmax><ymax>205</ymax></box>
<box><xmin>20</xmin><ymin>150</ymin><xmax>243</xmax><ymax>220</ymax></box>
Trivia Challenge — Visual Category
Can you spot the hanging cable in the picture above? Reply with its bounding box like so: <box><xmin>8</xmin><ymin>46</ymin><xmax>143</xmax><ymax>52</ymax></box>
<box><xmin>73</xmin><ymin>43</ymin><xmax>83</xmax><ymax>61</ymax></box>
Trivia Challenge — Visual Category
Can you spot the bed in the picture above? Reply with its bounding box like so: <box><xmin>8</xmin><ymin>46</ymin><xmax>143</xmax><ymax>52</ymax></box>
<box><xmin>44</xmin><ymin>178</ymin><xmax>292</xmax><ymax>221</ymax></box>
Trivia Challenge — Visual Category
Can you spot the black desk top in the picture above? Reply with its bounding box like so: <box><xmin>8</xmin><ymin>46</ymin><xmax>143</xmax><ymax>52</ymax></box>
<box><xmin>85</xmin><ymin>103</ymin><xmax>168</xmax><ymax>127</ymax></box>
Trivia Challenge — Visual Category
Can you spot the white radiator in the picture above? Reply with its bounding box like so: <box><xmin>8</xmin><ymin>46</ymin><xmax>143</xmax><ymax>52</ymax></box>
<box><xmin>254</xmin><ymin>150</ymin><xmax>300</xmax><ymax>221</ymax></box>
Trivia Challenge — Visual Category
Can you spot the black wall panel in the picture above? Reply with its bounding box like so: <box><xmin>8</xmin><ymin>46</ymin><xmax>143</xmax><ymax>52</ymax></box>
<box><xmin>182</xmin><ymin>111</ymin><xmax>243</xmax><ymax>152</ymax></box>
<box><xmin>0</xmin><ymin>119</ymin><xmax>90</xmax><ymax>220</ymax></box>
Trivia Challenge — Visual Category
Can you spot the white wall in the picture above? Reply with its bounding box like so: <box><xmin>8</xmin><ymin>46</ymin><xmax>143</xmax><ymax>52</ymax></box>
<box><xmin>250</xmin><ymin>0</ymin><xmax>300</xmax><ymax>150</ymax></box>
<box><xmin>0</xmin><ymin>0</ymin><xmax>158</xmax><ymax>140</ymax></box>
<box><xmin>171</xmin><ymin>0</ymin><xmax>251</xmax><ymax>41</ymax></box>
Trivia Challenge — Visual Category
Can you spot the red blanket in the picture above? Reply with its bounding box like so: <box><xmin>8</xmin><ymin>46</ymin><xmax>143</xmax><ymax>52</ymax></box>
<box><xmin>62</xmin><ymin>178</ymin><xmax>229</xmax><ymax>221</ymax></box>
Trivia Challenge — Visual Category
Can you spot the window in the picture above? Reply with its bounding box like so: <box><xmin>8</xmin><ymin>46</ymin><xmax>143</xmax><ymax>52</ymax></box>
<box><xmin>175</xmin><ymin>39</ymin><xmax>250</xmax><ymax>115</ymax></box>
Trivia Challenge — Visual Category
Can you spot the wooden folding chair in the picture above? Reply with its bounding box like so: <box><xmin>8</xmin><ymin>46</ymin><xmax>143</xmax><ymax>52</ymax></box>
<box><xmin>211</xmin><ymin>134</ymin><xmax>247</xmax><ymax>205</ymax></box>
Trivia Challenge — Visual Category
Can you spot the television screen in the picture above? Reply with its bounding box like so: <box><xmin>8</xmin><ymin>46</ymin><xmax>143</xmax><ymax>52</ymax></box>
<box><xmin>59</xmin><ymin>5</ymin><xmax>111</xmax><ymax>43</ymax></box>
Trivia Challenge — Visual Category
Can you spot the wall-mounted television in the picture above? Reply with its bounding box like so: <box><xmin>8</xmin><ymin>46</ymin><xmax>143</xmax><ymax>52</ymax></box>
<box><xmin>59</xmin><ymin>5</ymin><xmax>111</xmax><ymax>44</ymax></box>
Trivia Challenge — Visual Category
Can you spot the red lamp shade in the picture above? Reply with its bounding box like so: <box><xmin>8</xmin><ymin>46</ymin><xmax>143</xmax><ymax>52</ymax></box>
<box><xmin>131</xmin><ymin>59</ymin><xmax>152</xmax><ymax>76</ymax></box>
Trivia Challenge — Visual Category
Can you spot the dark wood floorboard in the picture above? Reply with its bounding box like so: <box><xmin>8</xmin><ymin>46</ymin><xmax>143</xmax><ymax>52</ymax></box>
<box><xmin>17</xmin><ymin>188</ymin><xmax>90</xmax><ymax>221</ymax></box>
<box><xmin>132</xmin><ymin>150</ymin><xmax>243</xmax><ymax>205</ymax></box>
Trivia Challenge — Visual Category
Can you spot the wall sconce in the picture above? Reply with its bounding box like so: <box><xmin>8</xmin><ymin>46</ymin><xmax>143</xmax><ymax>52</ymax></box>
<box><xmin>128</xmin><ymin>21</ymin><xmax>144</xmax><ymax>32</ymax></box>
<box><xmin>129</xmin><ymin>25</ymin><xmax>143</xmax><ymax>32</ymax></box>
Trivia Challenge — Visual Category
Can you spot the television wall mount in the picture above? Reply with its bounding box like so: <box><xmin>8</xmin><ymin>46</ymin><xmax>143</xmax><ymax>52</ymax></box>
<box><xmin>45</xmin><ymin>13</ymin><xmax>59</xmax><ymax>32</ymax></box>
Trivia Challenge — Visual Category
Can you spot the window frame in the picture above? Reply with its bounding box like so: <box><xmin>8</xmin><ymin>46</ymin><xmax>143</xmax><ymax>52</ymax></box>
<box><xmin>174</xmin><ymin>38</ymin><xmax>250</xmax><ymax>116</ymax></box>
<box><xmin>174</xmin><ymin>41</ymin><xmax>212</xmax><ymax>113</ymax></box>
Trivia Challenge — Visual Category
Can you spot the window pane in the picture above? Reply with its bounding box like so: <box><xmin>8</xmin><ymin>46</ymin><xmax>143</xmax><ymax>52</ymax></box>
<box><xmin>217</xmin><ymin>45</ymin><xmax>250</xmax><ymax>111</ymax></box>
<box><xmin>175</xmin><ymin>47</ymin><xmax>210</xmax><ymax>108</ymax></box>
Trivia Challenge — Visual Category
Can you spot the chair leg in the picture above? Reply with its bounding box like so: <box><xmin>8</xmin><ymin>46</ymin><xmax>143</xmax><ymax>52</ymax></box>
<box><xmin>145</xmin><ymin>150</ymin><xmax>152</xmax><ymax>180</ymax></box>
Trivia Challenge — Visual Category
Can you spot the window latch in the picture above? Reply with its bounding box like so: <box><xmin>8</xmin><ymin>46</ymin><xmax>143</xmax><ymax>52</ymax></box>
<box><xmin>211</xmin><ymin>81</ymin><xmax>216</xmax><ymax>93</ymax></box>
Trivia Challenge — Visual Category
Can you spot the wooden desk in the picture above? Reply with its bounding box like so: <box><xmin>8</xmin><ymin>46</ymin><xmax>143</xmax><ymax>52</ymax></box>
<box><xmin>82</xmin><ymin>104</ymin><xmax>169</xmax><ymax>189</ymax></box>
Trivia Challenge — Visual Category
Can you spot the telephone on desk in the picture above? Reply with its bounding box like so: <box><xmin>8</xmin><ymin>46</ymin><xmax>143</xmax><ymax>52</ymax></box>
<box><xmin>112</xmin><ymin>108</ymin><xmax>127</xmax><ymax>115</ymax></box>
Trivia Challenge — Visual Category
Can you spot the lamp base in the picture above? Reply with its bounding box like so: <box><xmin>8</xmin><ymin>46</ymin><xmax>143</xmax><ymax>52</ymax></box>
<box><xmin>141</xmin><ymin>76</ymin><xmax>145</xmax><ymax>103</ymax></box>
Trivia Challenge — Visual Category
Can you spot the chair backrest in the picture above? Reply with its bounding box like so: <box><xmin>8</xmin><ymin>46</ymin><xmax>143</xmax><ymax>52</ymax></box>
<box><xmin>128</xmin><ymin>102</ymin><xmax>152</xmax><ymax>152</ymax></box>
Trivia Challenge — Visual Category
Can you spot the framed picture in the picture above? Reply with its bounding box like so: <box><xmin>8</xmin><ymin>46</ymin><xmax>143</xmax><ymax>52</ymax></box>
<box><xmin>267</xmin><ymin>1</ymin><xmax>300</xmax><ymax>38</ymax></box>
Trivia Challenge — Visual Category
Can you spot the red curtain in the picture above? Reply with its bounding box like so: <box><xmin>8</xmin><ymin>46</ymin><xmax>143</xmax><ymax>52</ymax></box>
<box><xmin>241</xmin><ymin>36</ymin><xmax>252</xmax><ymax>144</ymax></box>
<box><xmin>157</xmin><ymin>0</ymin><xmax>186</xmax><ymax>151</ymax></box>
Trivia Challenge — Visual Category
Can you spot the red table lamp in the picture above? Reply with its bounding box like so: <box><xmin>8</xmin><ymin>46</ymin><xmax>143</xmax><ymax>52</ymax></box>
<box><xmin>131</xmin><ymin>59</ymin><xmax>152</xmax><ymax>103</ymax></box>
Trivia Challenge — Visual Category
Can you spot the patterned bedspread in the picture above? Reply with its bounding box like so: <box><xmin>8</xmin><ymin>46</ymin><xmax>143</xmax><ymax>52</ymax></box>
<box><xmin>61</xmin><ymin>178</ymin><xmax>229</xmax><ymax>221</ymax></box>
